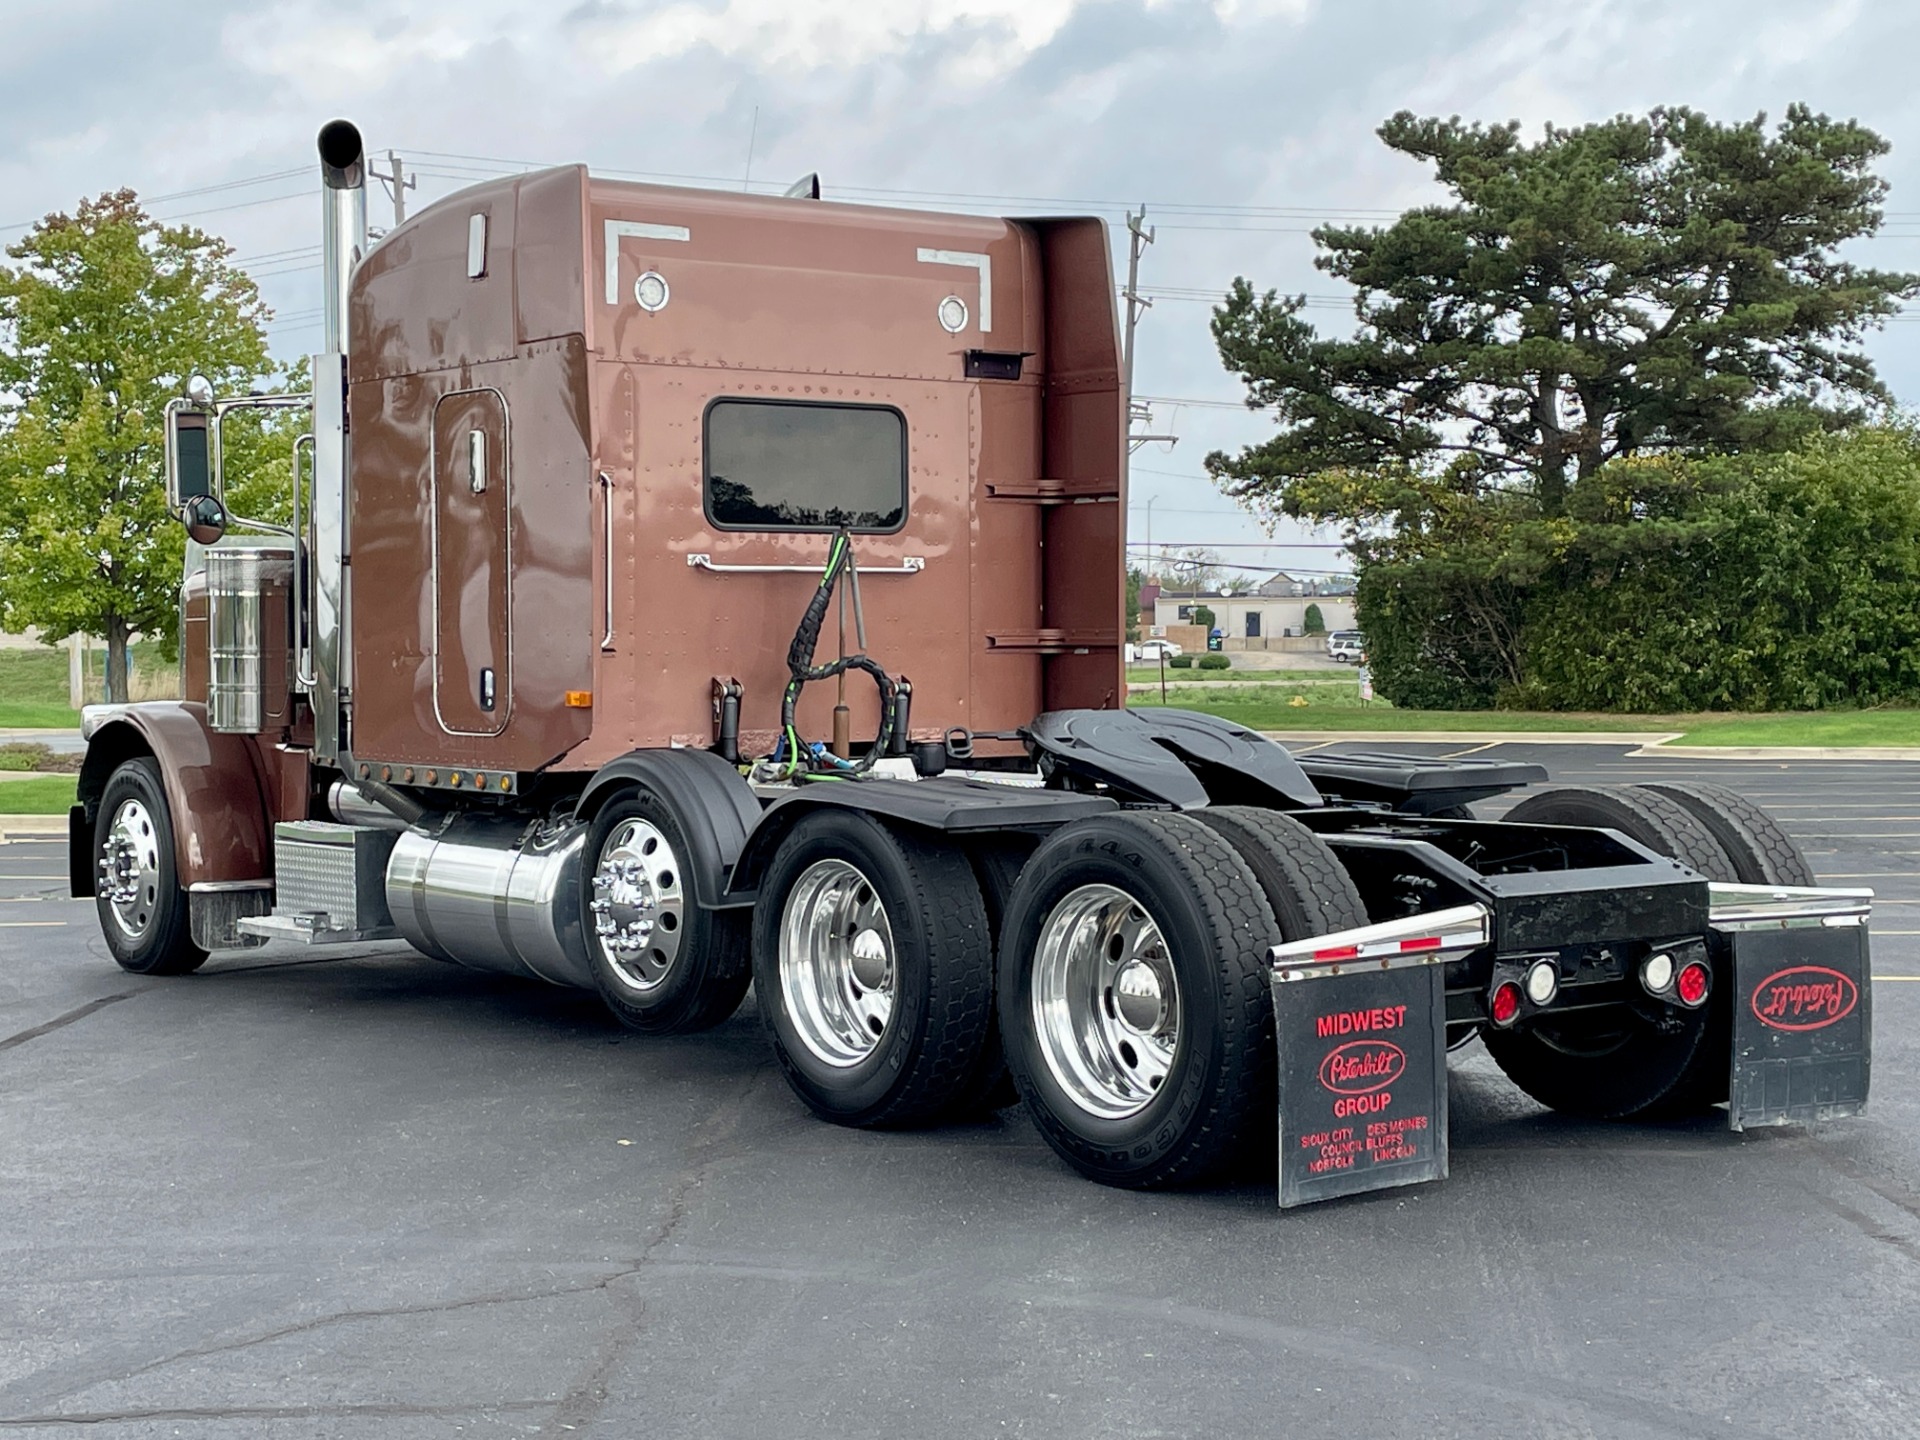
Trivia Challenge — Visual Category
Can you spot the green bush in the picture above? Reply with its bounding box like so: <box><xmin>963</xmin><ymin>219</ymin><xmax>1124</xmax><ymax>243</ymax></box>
<box><xmin>1197</xmin><ymin>654</ymin><xmax>1232</xmax><ymax>670</ymax></box>
<box><xmin>1303</xmin><ymin>603</ymin><xmax>1325</xmax><ymax>635</ymax></box>
<box><xmin>1168</xmin><ymin>654</ymin><xmax>1194</xmax><ymax>669</ymax></box>
<box><xmin>1191</xmin><ymin>605</ymin><xmax>1215</xmax><ymax>633</ymax></box>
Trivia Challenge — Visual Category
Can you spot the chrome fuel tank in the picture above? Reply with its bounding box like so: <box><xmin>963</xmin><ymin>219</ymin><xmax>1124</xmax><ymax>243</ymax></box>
<box><xmin>385</xmin><ymin>813</ymin><xmax>592</xmax><ymax>988</ymax></box>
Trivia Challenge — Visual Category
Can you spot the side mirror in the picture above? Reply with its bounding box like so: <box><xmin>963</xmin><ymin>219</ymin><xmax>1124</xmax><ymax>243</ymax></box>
<box><xmin>183</xmin><ymin>495</ymin><xmax>228</xmax><ymax>546</ymax></box>
<box><xmin>166</xmin><ymin>402</ymin><xmax>215</xmax><ymax>507</ymax></box>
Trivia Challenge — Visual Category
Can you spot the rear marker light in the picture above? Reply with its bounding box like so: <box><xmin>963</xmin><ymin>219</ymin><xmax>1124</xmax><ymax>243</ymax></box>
<box><xmin>1641</xmin><ymin>952</ymin><xmax>1675</xmax><ymax>995</ymax></box>
<box><xmin>1675</xmin><ymin>960</ymin><xmax>1711</xmax><ymax>1008</ymax></box>
<box><xmin>1490</xmin><ymin>981</ymin><xmax>1522</xmax><ymax>1027</ymax></box>
<box><xmin>1524</xmin><ymin>959</ymin><xmax>1558</xmax><ymax>1006</ymax></box>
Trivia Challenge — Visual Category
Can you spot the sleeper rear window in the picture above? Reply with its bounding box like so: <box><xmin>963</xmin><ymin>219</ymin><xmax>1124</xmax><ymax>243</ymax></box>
<box><xmin>704</xmin><ymin>399</ymin><xmax>907</xmax><ymax>532</ymax></box>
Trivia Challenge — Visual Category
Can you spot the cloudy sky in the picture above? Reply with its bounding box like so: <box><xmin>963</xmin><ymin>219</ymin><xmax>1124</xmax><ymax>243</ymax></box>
<box><xmin>7</xmin><ymin>0</ymin><xmax>1918</xmax><ymax>579</ymax></box>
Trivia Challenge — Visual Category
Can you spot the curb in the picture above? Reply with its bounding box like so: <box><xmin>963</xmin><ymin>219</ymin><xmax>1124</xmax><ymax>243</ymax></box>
<box><xmin>1260</xmin><ymin>730</ymin><xmax>1920</xmax><ymax>761</ymax></box>
<box><xmin>0</xmin><ymin>816</ymin><xmax>66</xmax><ymax>835</ymax></box>
<box><xmin>1260</xmin><ymin>730</ymin><xmax>1683</xmax><ymax>747</ymax></box>
<box><xmin>1640</xmin><ymin>744</ymin><xmax>1920</xmax><ymax>761</ymax></box>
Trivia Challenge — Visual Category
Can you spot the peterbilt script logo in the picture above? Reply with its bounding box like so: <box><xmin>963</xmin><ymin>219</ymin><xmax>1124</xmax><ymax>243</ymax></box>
<box><xmin>1750</xmin><ymin>966</ymin><xmax>1859</xmax><ymax>1032</ymax></box>
<box><xmin>1318</xmin><ymin>1040</ymin><xmax>1407</xmax><ymax>1095</ymax></box>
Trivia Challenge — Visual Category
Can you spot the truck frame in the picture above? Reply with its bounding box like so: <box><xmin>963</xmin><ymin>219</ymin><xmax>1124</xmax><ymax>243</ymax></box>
<box><xmin>70</xmin><ymin>122</ymin><xmax>1873</xmax><ymax>1202</ymax></box>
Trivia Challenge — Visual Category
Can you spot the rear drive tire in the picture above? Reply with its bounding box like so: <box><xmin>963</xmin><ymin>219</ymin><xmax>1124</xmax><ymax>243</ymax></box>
<box><xmin>94</xmin><ymin>758</ymin><xmax>207</xmax><ymax>976</ymax></box>
<box><xmin>581</xmin><ymin>787</ymin><xmax>752</xmax><ymax>1034</ymax></box>
<box><xmin>1189</xmin><ymin>807</ymin><xmax>1370</xmax><ymax>942</ymax></box>
<box><xmin>997</xmin><ymin>812</ymin><xmax>1281</xmax><ymax>1188</ymax></box>
<box><xmin>1637</xmin><ymin>781</ymin><xmax>1816</xmax><ymax>887</ymax></box>
<box><xmin>943</xmin><ymin>843</ymin><xmax>1032</xmax><ymax>1116</ymax></box>
<box><xmin>1487</xmin><ymin>784</ymin><xmax>1736</xmax><ymax>1119</ymax></box>
<box><xmin>753</xmin><ymin>811</ymin><xmax>994</xmax><ymax>1128</ymax></box>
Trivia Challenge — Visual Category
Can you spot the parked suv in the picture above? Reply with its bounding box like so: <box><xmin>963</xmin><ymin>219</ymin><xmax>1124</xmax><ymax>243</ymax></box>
<box><xmin>1326</xmin><ymin>630</ymin><xmax>1365</xmax><ymax>662</ymax></box>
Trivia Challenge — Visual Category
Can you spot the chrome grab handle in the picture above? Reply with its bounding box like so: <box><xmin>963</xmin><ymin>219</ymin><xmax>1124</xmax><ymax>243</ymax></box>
<box><xmin>293</xmin><ymin>432</ymin><xmax>317</xmax><ymax>689</ymax></box>
<box><xmin>687</xmin><ymin>553</ymin><xmax>925</xmax><ymax>575</ymax></box>
<box><xmin>599</xmin><ymin>471</ymin><xmax>615</xmax><ymax>651</ymax></box>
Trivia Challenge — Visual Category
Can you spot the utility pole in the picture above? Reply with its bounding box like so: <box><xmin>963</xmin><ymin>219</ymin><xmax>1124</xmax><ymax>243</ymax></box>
<box><xmin>371</xmin><ymin>150</ymin><xmax>415</xmax><ymax>227</ymax></box>
<box><xmin>1121</xmin><ymin>205</ymin><xmax>1177</xmax><ymax>457</ymax></box>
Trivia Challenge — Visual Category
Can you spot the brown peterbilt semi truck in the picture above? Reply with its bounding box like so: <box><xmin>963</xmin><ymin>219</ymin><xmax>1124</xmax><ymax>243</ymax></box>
<box><xmin>72</xmin><ymin>122</ymin><xmax>1873</xmax><ymax>1201</ymax></box>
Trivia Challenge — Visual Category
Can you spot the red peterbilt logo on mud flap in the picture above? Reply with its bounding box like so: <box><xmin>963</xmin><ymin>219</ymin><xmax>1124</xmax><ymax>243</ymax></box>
<box><xmin>1317</xmin><ymin>1040</ymin><xmax>1407</xmax><ymax>1095</ymax></box>
<box><xmin>1750</xmin><ymin>966</ymin><xmax>1859</xmax><ymax>1032</ymax></box>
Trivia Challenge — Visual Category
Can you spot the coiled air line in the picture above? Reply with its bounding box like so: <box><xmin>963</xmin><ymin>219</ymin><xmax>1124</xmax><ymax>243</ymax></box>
<box><xmin>773</xmin><ymin>529</ymin><xmax>899</xmax><ymax>779</ymax></box>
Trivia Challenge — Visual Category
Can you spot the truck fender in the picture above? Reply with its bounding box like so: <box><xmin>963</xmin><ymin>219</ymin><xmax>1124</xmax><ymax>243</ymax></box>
<box><xmin>573</xmin><ymin>748</ymin><xmax>761</xmax><ymax>910</ymax></box>
<box><xmin>724</xmin><ymin>779</ymin><xmax>1118</xmax><ymax>906</ymax></box>
<box><xmin>72</xmin><ymin>703</ymin><xmax>272</xmax><ymax>896</ymax></box>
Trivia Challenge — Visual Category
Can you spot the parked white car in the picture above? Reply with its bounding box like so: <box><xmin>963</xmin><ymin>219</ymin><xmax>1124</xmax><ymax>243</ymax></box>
<box><xmin>1130</xmin><ymin>639</ymin><xmax>1183</xmax><ymax>662</ymax></box>
<box><xmin>1326</xmin><ymin>630</ymin><xmax>1365</xmax><ymax>662</ymax></box>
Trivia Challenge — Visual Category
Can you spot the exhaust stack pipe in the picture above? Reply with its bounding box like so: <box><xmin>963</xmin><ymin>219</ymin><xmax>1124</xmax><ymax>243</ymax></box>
<box><xmin>317</xmin><ymin>119</ymin><xmax>366</xmax><ymax>354</ymax></box>
<box><xmin>309</xmin><ymin>120</ymin><xmax>366</xmax><ymax>765</ymax></box>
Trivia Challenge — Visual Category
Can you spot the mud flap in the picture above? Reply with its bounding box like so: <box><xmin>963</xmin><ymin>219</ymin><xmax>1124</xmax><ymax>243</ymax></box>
<box><xmin>1711</xmin><ymin>884</ymin><xmax>1874</xmax><ymax>1133</ymax></box>
<box><xmin>1271</xmin><ymin>905</ymin><xmax>1489</xmax><ymax>1208</ymax></box>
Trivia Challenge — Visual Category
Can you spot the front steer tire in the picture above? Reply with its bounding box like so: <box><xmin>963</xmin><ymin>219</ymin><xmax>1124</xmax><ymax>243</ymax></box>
<box><xmin>997</xmin><ymin>812</ymin><xmax>1282</xmax><ymax>1189</ymax></box>
<box><xmin>93</xmin><ymin>757</ymin><xmax>207</xmax><ymax>976</ymax></box>
<box><xmin>753</xmin><ymin>810</ymin><xmax>994</xmax><ymax>1129</ymax></box>
<box><xmin>1488</xmin><ymin>784</ymin><xmax>1738</xmax><ymax>1120</ymax></box>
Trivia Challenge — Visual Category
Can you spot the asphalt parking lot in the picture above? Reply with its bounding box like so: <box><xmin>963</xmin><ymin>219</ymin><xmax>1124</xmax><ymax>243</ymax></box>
<box><xmin>2</xmin><ymin>744</ymin><xmax>1917</xmax><ymax>1438</ymax></box>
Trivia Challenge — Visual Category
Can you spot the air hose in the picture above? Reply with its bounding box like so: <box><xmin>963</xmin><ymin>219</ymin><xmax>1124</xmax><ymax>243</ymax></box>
<box><xmin>774</xmin><ymin>530</ymin><xmax>897</xmax><ymax>778</ymax></box>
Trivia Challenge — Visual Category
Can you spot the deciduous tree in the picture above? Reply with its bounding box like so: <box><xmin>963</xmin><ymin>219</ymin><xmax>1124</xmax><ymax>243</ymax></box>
<box><xmin>0</xmin><ymin>191</ymin><xmax>285</xmax><ymax>700</ymax></box>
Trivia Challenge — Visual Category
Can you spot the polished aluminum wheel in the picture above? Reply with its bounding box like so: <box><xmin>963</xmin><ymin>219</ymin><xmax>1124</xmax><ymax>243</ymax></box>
<box><xmin>588</xmin><ymin>818</ymin><xmax>686</xmax><ymax>992</ymax></box>
<box><xmin>1031</xmin><ymin>884</ymin><xmax>1180</xmax><ymax>1120</ymax></box>
<box><xmin>98</xmin><ymin>797</ymin><xmax>161</xmax><ymax>942</ymax></box>
<box><xmin>778</xmin><ymin>858</ymin><xmax>896</xmax><ymax>1068</ymax></box>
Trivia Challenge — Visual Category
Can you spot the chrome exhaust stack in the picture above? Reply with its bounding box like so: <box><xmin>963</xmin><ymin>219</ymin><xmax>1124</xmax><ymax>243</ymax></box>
<box><xmin>310</xmin><ymin>119</ymin><xmax>366</xmax><ymax>764</ymax></box>
<box><xmin>317</xmin><ymin>119</ymin><xmax>366</xmax><ymax>354</ymax></box>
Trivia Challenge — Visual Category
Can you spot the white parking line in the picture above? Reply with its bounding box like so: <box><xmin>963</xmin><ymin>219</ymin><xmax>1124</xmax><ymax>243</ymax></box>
<box><xmin>0</xmin><ymin>921</ymin><xmax>66</xmax><ymax>928</ymax></box>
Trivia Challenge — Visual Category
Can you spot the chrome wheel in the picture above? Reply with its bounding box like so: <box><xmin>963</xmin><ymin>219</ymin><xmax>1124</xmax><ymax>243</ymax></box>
<box><xmin>778</xmin><ymin>859</ymin><xmax>896</xmax><ymax>1068</ymax></box>
<box><xmin>588</xmin><ymin>818</ymin><xmax>686</xmax><ymax>993</ymax></box>
<box><xmin>1031</xmin><ymin>884</ymin><xmax>1180</xmax><ymax>1120</ymax></box>
<box><xmin>98</xmin><ymin>797</ymin><xmax>161</xmax><ymax>942</ymax></box>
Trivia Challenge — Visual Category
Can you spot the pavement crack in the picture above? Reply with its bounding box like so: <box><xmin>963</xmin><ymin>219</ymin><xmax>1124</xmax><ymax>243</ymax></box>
<box><xmin>1819</xmin><ymin>1195</ymin><xmax>1920</xmax><ymax>1265</ymax></box>
<box><xmin>0</xmin><ymin>993</ymin><xmax>138</xmax><ymax>1055</ymax></box>
<box><xmin>0</xmin><ymin>1400</ymin><xmax>550</xmax><ymax>1427</ymax></box>
<box><xmin>544</xmin><ymin>1057</ymin><xmax>774</xmax><ymax>1431</ymax></box>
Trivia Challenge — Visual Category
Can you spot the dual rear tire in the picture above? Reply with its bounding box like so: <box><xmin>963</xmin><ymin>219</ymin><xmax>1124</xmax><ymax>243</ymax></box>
<box><xmin>1486</xmin><ymin>782</ymin><xmax>1813</xmax><ymax>1119</ymax></box>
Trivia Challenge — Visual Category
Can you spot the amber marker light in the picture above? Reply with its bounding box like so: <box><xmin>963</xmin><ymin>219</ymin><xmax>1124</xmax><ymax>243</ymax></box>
<box><xmin>565</xmin><ymin>691</ymin><xmax>594</xmax><ymax>708</ymax></box>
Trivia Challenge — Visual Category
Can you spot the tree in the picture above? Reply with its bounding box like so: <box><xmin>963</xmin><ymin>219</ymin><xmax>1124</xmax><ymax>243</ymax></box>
<box><xmin>0</xmin><ymin>191</ymin><xmax>283</xmax><ymax>700</ymax></box>
<box><xmin>1190</xmin><ymin>604</ymin><xmax>1216</xmax><ymax>634</ymax></box>
<box><xmin>1206</xmin><ymin>105</ymin><xmax>1919</xmax><ymax>707</ymax></box>
<box><xmin>1210</xmin><ymin>106</ymin><xmax>1916</xmax><ymax>517</ymax></box>
<box><xmin>1125</xmin><ymin>564</ymin><xmax>1146</xmax><ymax>644</ymax></box>
<box><xmin>1303</xmin><ymin>602</ymin><xmax>1325</xmax><ymax>635</ymax></box>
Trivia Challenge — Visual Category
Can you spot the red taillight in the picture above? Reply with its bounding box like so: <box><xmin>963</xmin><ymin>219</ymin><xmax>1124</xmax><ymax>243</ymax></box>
<box><xmin>1675</xmin><ymin>961</ymin><xmax>1710</xmax><ymax>1007</ymax></box>
<box><xmin>1490</xmin><ymin>981</ymin><xmax>1522</xmax><ymax>1027</ymax></box>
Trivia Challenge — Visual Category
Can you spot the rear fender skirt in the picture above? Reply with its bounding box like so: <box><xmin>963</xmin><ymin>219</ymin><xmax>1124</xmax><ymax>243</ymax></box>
<box><xmin>573</xmin><ymin>747</ymin><xmax>762</xmax><ymax>910</ymax></box>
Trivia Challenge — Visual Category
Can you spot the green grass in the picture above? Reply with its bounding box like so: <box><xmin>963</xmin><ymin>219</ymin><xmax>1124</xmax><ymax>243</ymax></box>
<box><xmin>0</xmin><ymin>643</ymin><xmax>173</xmax><ymax>728</ymax></box>
<box><xmin>0</xmin><ymin>775</ymin><xmax>78</xmax><ymax>814</ymax></box>
<box><xmin>1132</xmin><ymin>686</ymin><xmax>1920</xmax><ymax>746</ymax></box>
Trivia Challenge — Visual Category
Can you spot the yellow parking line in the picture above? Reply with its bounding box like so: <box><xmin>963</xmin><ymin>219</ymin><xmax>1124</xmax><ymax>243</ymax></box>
<box><xmin>1874</xmin><ymin>975</ymin><xmax>1920</xmax><ymax>982</ymax></box>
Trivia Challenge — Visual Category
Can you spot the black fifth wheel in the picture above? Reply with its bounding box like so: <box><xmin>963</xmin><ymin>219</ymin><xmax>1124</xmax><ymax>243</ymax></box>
<box><xmin>997</xmin><ymin>812</ymin><xmax>1283</xmax><ymax>1188</ymax></box>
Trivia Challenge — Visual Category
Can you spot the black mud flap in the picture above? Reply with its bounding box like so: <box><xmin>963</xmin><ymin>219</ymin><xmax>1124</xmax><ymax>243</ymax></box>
<box><xmin>1712</xmin><ymin>884</ymin><xmax>1873</xmax><ymax>1132</ymax></box>
<box><xmin>1271</xmin><ymin>904</ymin><xmax>1488</xmax><ymax>1208</ymax></box>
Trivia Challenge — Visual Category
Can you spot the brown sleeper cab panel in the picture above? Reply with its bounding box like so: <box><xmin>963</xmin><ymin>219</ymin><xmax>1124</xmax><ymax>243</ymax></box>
<box><xmin>345</xmin><ymin>168</ymin><xmax>1121</xmax><ymax>775</ymax></box>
